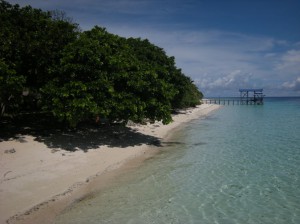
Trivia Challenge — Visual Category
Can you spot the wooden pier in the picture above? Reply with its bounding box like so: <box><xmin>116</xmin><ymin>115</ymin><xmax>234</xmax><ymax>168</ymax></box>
<box><xmin>202</xmin><ymin>99</ymin><xmax>261</xmax><ymax>105</ymax></box>
<box><xmin>202</xmin><ymin>89</ymin><xmax>264</xmax><ymax>106</ymax></box>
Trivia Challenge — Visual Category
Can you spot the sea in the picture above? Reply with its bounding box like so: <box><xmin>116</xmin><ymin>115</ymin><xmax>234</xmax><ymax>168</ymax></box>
<box><xmin>54</xmin><ymin>97</ymin><xmax>300</xmax><ymax>224</ymax></box>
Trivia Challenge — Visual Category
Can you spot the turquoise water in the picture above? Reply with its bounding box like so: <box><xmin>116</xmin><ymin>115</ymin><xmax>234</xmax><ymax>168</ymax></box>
<box><xmin>55</xmin><ymin>97</ymin><xmax>300</xmax><ymax>224</ymax></box>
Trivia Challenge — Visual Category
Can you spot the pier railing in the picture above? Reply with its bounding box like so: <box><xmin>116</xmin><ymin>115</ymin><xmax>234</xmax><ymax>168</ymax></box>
<box><xmin>202</xmin><ymin>98</ymin><xmax>263</xmax><ymax>105</ymax></box>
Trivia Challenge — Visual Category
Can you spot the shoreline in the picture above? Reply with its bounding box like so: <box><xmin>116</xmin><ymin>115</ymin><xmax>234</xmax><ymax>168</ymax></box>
<box><xmin>0</xmin><ymin>104</ymin><xmax>220</xmax><ymax>224</ymax></box>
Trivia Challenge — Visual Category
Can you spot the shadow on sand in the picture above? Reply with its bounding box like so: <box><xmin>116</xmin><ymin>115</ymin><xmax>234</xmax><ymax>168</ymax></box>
<box><xmin>0</xmin><ymin>115</ymin><xmax>164</xmax><ymax>152</ymax></box>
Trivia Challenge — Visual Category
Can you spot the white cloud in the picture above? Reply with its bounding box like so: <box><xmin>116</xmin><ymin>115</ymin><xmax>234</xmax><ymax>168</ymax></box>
<box><xmin>276</xmin><ymin>50</ymin><xmax>300</xmax><ymax>74</ymax></box>
<box><xmin>194</xmin><ymin>70</ymin><xmax>255</xmax><ymax>91</ymax></box>
<box><xmin>294</xmin><ymin>42</ymin><xmax>300</xmax><ymax>47</ymax></box>
<box><xmin>264</xmin><ymin>53</ymin><xmax>277</xmax><ymax>58</ymax></box>
<box><xmin>282</xmin><ymin>77</ymin><xmax>300</xmax><ymax>91</ymax></box>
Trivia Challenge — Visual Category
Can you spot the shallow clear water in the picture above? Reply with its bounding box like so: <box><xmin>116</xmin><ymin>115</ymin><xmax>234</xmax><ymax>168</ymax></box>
<box><xmin>55</xmin><ymin>97</ymin><xmax>300</xmax><ymax>224</ymax></box>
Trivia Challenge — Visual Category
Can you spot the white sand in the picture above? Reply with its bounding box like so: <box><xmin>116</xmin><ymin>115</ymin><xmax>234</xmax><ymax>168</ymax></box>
<box><xmin>0</xmin><ymin>104</ymin><xmax>220</xmax><ymax>224</ymax></box>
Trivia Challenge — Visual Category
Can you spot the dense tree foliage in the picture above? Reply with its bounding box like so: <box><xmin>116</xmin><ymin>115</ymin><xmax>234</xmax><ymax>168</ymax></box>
<box><xmin>0</xmin><ymin>1</ymin><xmax>79</xmax><ymax>88</ymax></box>
<box><xmin>0</xmin><ymin>0</ymin><xmax>79</xmax><ymax>115</ymax></box>
<box><xmin>0</xmin><ymin>59</ymin><xmax>25</xmax><ymax>116</ymax></box>
<box><xmin>0</xmin><ymin>0</ymin><xmax>203</xmax><ymax>127</ymax></box>
<box><xmin>126</xmin><ymin>38</ymin><xmax>203</xmax><ymax>108</ymax></box>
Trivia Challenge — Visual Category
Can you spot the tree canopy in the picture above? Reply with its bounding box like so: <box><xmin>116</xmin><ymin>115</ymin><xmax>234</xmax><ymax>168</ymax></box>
<box><xmin>0</xmin><ymin>0</ymin><xmax>203</xmax><ymax>127</ymax></box>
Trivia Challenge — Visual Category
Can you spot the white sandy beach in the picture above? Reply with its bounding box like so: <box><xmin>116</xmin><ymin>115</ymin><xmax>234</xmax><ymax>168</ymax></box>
<box><xmin>0</xmin><ymin>104</ymin><xmax>220</xmax><ymax>224</ymax></box>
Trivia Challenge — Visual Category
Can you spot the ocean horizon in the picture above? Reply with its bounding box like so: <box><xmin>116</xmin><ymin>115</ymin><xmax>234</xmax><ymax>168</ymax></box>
<box><xmin>54</xmin><ymin>97</ymin><xmax>300</xmax><ymax>224</ymax></box>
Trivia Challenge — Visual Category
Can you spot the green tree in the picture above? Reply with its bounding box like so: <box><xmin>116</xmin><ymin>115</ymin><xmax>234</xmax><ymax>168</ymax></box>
<box><xmin>126</xmin><ymin>37</ymin><xmax>202</xmax><ymax>109</ymax></box>
<box><xmin>41</xmin><ymin>27</ymin><xmax>112</xmax><ymax>127</ymax></box>
<box><xmin>0</xmin><ymin>0</ymin><xmax>79</xmax><ymax>114</ymax></box>
<box><xmin>0</xmin><ymin>60</ymin><xmax>25</xmax><ymax>117</ymax></box>
<box><xmin>1</xmin><ymin>0</ymin><xmax>203</xmax><ymax>127</ymax></box>
<box><xmin>42</xmin><ymin>27</ymin><xmax>176</xmax><ymax>127</ymax></box>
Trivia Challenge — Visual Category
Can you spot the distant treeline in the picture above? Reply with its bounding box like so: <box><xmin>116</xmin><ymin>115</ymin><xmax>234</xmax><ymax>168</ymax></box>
<box><xmin>0</xmin><ymin>0</ymin><xmax>203</xmax><ymax>127</ymax></box>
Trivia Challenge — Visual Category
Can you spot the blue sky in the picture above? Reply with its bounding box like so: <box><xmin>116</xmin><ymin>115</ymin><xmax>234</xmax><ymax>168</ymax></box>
<box><xmin>7</xmin><ymin>0</ymin><xmax>300</xmax><ymax>96</ymax></box>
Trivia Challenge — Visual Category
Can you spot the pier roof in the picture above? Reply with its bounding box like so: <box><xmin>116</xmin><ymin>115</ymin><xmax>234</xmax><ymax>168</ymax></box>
<box><xmin>239</xmin><ymin>88</ymin><xmax>263</xmax><ymax>92</ymax></box>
